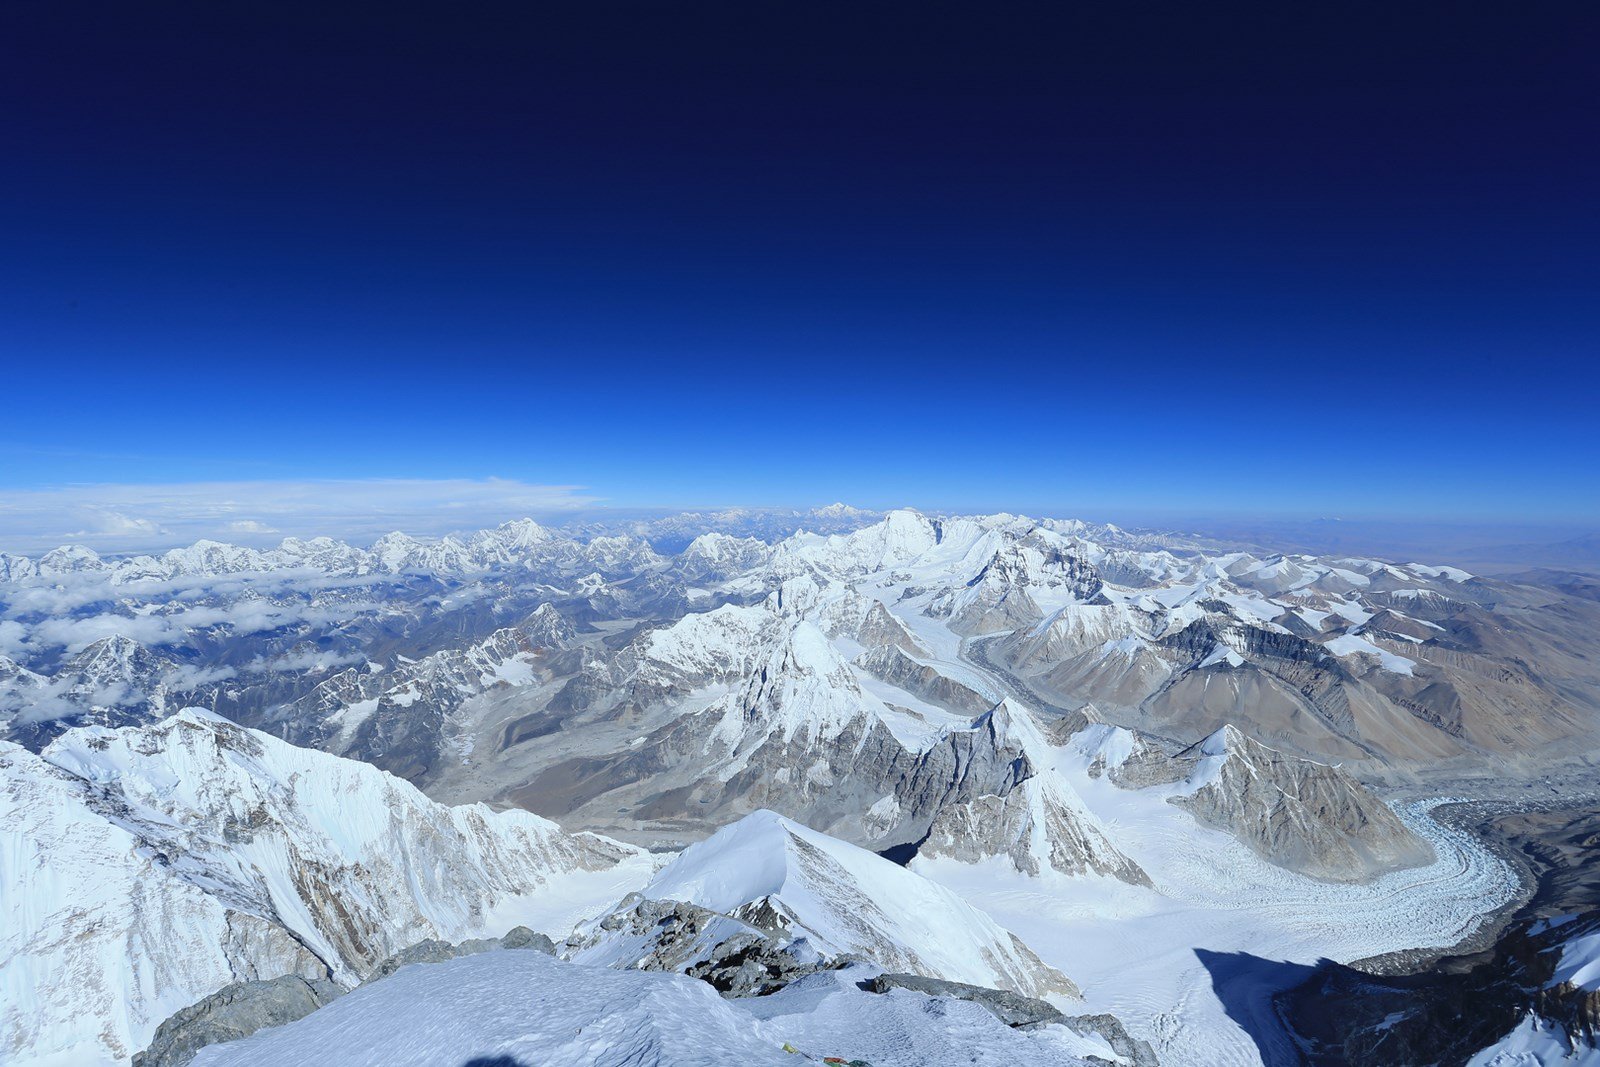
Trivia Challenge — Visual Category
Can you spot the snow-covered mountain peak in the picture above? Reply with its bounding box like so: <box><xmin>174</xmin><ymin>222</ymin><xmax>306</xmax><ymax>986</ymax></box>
<box><xmin>483</xmin><ymin>517</ymin><xmax>554</xmax><ymax>546</ymax></box>
<box><xmin>4</xmin><ymin>709</ymin><xmax>658</xmax><ymax>1065</ymax></box>
<box><xmin>1197</xmin><ymin>723</ymin><xmax>1246</xmax><ymax>758</ymax></box>
<box><xmin>814</xmin><ymin>501</ymin><xmax>873</xmax><ymax>518</ymax></box>
<box><xmin>641</xmin><ymin>809</ymin><xmax>1075</xmax><ymax>999</ymax></box>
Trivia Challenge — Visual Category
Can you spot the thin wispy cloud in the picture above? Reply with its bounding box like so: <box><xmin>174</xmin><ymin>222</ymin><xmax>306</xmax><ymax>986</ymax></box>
<box><xmin>0</xmin><ymin>478</ymin><xmax>602</xmax><ymax>554</ymax></box>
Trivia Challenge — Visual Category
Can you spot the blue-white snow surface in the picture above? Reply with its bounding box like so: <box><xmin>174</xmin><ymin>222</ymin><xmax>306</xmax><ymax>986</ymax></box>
<box><xmin>191</xmin><ymin>951</ymin><xmax>1119</xmax><ymax>1067</ymax></box>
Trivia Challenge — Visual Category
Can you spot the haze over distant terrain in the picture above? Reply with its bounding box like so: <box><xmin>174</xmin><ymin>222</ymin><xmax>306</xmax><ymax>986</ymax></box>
<box><xmin>4</xmin><ymin>503</ymin><xmax>1598</xmax><ymax>1065</ymax></box>
<box><xmin>3</xmin><ymin>1</ymin><xmax>1597</xmax><ymax>1064</ymax></box>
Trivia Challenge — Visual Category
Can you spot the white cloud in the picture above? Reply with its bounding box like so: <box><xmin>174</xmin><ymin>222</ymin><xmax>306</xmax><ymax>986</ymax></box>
<box><xmin>0</xmin><ymin>620</ymin><xmax>27</xmax><ymax>660</ymax></box>
<box><xmin>242</xmin><ymin>648</ymin><xmax>367</xmax><ymax>675</ymax></box>
<box><xmin>0</xmin><ymin>478</ymin><xmax>601</xmax><ymax>554</ymax></box>
<box><xmin>11</xmin><ymin>599</ymin><xmax>386</xmax><ymax>655</ymax></box>
<box><xmin>62</xmin><ymin>508</ymin><xmax>173</xmax><ymax>539</ymax></box>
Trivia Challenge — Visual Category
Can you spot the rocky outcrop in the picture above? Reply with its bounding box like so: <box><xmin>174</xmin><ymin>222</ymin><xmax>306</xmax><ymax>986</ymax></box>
<box><xmin>854</xmin><ymin>643</ymin><xmax>994</xmax><ymax>715</ymax></box>
<box><xmin>855</xmin><ymin>600</ymin><xmax>929</xmax><ymax>654</ymax></box>
<box><xmin>133</xmin><ymin>975</ymin><xmax>344</xmax><ymax>1067</ymax></box>
<box><xmin>363</xmin><ymin>925</ymin><xmax>555</xmax><ymax>983</ymax></box>
<box><xmin>136</xmin><ymin>927</ymin><xmax>557</xmax><ymax>1067</ymax></box>
<box><xmin>565</xmin><ymin>894</ymin><xmax>841</xmax><ymax>997</ymax></box>
<box><xmin>921</xmin><ymin>770</ymin><xmax>1152</xmax><ymax>885</ymax></box>
<box><xmin>866</xmin><ymin>971</ymin><xmax>1065</xmax><ymax>1027</ymax></box>
<box><xmin>866</xmin><ymin>974</ymin><xmax>1159</xmax><ymax>1065</ymax></box>
<box><xmin>912</xmin><ymin>705</ymin><xmax>1149</xmax><ymax>883</ymax></box>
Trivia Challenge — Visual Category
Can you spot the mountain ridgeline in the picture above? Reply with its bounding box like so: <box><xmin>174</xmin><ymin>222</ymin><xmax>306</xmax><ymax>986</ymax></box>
<box><xmin>2</xmin><ymin>506</ymin><xmax>1596</xmax><ymax>1066</ymax></box>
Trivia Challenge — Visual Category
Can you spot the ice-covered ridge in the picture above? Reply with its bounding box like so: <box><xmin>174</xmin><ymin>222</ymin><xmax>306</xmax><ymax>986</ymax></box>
<box><xmin>641</xmin><ymin>809</ymin><xmax>1075</xmax><ymax>999</ymax></box>
<box><xmin>2</xmin><ymin>710</ymin><xmax>655</xmax><ymax>1066</ymax></box>
<box><xmin>1551</xmin><ymin>924</ymin><xmax>1600</xmax><ymax>992</ymax></box>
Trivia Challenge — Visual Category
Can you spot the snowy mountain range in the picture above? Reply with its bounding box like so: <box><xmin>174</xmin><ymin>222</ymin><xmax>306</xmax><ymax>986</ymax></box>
<box><xmin>3</xmin><ymin>507</ymin><xmax>1597</xmax><ymax>1064</ymax></box>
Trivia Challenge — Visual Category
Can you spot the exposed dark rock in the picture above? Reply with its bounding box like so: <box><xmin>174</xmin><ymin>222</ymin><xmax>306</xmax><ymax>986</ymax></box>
<box><xmin>137</xmin><ymin>927</ymin><xmax>555</xmax><ymax>1067</ymax></box>
<box><xmin>563</xmin><ymin>894</ymin><xmax>844</xmax><ymax>997</ymax></box>
<box><xmin>1168</xmin><ymin>726</ymin><xmax>1434</xmax><ymax>882</ymax></box>
<box><xmin>687</xmin><ymin>931</ymin><xmax>840</xmax><ymax>996</ymax></box>
<box><xmin>865</xmin><ymin>973</ymin><xmax>1159</xmax><ymax>1066</ymax></box>
<box><xmin>364</xmin><ymin>925</ymin><xmax>555</xmax><ymax>983</ymax></box>
<box><xmin>132</xmin><ymin>975</ymin><xmax>344</xmax><ymax>1067</ymax></box>
<box><xmin>866</xmin><ymin>971</ymin><xmax>1065</xmax><ymax>1027</ymax></box>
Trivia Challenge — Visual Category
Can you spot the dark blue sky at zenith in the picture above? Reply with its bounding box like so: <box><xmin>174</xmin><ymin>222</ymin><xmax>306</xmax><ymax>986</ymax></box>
<box><xmin>2</xmin><ymin>1</ymin><xmax>1596</xmax><ymax>524</ymax></box>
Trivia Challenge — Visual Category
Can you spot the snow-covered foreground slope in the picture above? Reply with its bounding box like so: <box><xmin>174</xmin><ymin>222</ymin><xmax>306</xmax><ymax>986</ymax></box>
<box><xmin>1464</xmin><ymin>914</ymin><xmax>1600</xmax><ymax>1067</ymax></box>
<box><xmin>641</xmin><ymin>809</ymin><xmax>1074</xmax><ymax>999</ymax></box>
<box><xmin>1</xmin><ymin>710</ymin><xmax>655</xmax><ymax>1067</ymax></box>
<box><xmin>189</xmin><ymin>951</ymin><xmax>1116</xmax><ymax>1067</ymax></box>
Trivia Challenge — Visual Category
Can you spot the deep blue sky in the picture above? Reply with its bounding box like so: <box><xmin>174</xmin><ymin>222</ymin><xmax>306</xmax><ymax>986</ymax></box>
<box><xmin>3</xmin><ymin>2</ymin><xmax>1597</xmax><ymax>522</ymax></box>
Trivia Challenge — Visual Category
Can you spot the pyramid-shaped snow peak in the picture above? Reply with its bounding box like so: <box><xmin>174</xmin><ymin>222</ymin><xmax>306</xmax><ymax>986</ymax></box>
<box><xmin>640</xmin><ymin>809</ymin><xmax>1076</xmax><ymax>999</ymax></box>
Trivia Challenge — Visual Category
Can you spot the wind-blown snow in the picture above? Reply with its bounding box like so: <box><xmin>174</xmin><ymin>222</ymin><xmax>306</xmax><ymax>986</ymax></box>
<box><xmin>1551</xmin><ymin>927</ymin><xmax>1600</xmax><ymax>992</ymax></box>
<box><xmin>191</xmin><ymin>950</ymin><xmax>794</xmax><ymax>1067</ymax></box>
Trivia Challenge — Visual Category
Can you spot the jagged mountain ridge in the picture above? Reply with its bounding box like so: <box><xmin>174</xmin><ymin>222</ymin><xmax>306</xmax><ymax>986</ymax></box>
<box><xmin>0</xmin><ymin>710</ymin><xmax>653</xmax><ymax>1066</ymax></box>
<box><xmin>5</xmin><ymin>507</ymin><xmax>1583</xmax><ymax>876</ymax></box>
<box><xmin>3</xmin><ymin>511</ymin><xmax>1595</xmax><ymax>842</ymax></box>
<box><xmin>2</xmin><ymin>710</ymin><xmax>1102</xmax><ymax>1067</ymax></box>
<box><xmin>3</xmin><ymin>507</ymin><xmax>1585</xmax><ymax>1066</ymax></box>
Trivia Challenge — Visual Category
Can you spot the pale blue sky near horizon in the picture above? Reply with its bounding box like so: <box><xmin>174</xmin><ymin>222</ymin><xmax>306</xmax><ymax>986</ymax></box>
<box><xmin>0</xmin><ymin>476</ymin><xmax>1592</xmax><ymax>562</ymax></box>
<box><xmin>4</xmin><ymin>4</ymin><xmax>1596</xmax><ymax>528</ymax></box>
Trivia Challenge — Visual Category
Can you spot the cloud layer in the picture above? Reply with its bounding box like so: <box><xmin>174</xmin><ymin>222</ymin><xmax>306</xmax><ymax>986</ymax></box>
<box><xmin>0</xmin><ymin>478</ymin><xmax>601</xmax><ymax>554</ymax></box>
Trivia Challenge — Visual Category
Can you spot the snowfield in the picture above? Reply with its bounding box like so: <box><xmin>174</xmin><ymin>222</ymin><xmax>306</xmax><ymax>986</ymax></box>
<box><xmin>641</xmin><ymin>809</ymin><xmax>1072</xmax><ymax>998</ymax></box>
<box><xmin>190</xmin><ymin>951</ymin><xmax>1114</xmax><ymax>1067</ymax></box>
<box><xmin>917</xmin><ymin>782</ymin><xmax>1517</xmax><ymax>1066</ymax></box>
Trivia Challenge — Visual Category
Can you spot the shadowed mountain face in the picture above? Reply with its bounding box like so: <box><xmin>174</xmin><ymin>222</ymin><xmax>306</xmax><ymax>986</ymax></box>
<box><xmin>1196</xmin><ymin>950</ymin><xmax>1321</xmax><ymax>1067</ymax></box>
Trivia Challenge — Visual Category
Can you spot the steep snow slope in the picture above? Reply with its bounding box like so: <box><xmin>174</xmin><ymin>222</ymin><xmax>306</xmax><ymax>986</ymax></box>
<box><xmin>1468</xmin><ymin>1013</ymin><xmax>1600</xmax><ymax>1067</ymax></box>
<box><xmin>641</xmin><ymin>810</ymin><xmax>1074</xmax><ymax>999</ymax></box>
<box><xmin>1</xmin><ymin>740</ymin><xmax>322</xmax><ymax>1067</ymax></box>
<box><xmin>2</xmin><ymin>710</ymin><xmax>655</xmax><ymax>1067</ymax></box>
